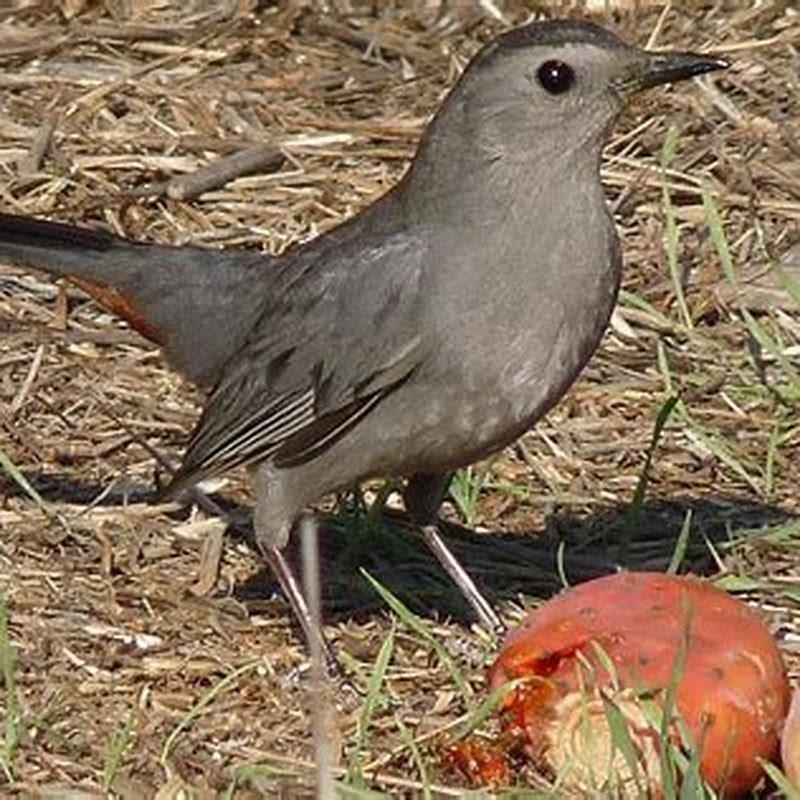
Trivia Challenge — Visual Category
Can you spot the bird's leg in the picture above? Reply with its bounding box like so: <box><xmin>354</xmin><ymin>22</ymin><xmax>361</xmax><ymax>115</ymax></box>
<box><xmin>258</xmin><ymin>542</ymin><xmax>339</xmax><ymax>674</ymax></box>
<box><xmin>419</xmin><ymin>524</ymin><xmax>504</xmax><ymax>634</ymax></box>
<box><xmin>251</xmin><ymin>464</ymin><xmax>339</xmax><ymax>674</ymax></box>
<box><xmin>404</xmin><ymin>472</ymin><xmax>504</xmax><ymax>635</ymax></box>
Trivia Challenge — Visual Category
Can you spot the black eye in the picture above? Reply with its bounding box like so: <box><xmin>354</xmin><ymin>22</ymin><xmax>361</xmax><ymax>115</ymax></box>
<box><xmin>536</xmin><ymin>60</ymin><xmax>575</xmax><ymax>95</ymax></box>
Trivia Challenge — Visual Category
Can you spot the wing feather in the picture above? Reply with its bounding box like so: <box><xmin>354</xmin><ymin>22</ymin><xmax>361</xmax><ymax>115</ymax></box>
<box><xmin>163</xmin><ymin>229</ymin><xmax>426</xmax><ymax>496</ymax></box>
<box><xmin>195</xmin><ymin>389</ymin><xmax>316</xmax><ymax>468</ymax></box>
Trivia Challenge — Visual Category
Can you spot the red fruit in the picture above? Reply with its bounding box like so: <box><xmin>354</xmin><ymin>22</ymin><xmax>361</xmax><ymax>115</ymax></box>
<box><xmin>488</xmin><ymin>572</ymin><xmax>790</xmax><ymax>797</ymax></box>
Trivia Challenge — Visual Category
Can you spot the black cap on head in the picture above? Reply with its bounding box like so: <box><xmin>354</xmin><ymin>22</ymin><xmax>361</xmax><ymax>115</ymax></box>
<box><xmin>493</xmin><ymin>19</ymin><xmax>628</xmax><ymax>53</ymax></box>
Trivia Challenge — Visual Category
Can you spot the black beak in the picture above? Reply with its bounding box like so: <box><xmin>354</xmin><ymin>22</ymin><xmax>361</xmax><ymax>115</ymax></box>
<box><xmin>636</xmin><ymin>50</ymin><xmax>730</xmax><ymax>91</ymax></box>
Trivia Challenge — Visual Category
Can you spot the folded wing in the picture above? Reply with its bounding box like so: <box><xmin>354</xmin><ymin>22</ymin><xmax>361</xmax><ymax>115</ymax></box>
<box><xmin>165</xmin><ymin>231</ymin><xmax>426</xmax><ymax>493</ymax></box>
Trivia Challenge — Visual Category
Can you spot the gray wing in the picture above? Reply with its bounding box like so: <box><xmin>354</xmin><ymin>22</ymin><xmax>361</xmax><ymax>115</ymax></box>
<box><xmin>166</xmin><ymin>232</ymin><xmax>426</xmax><ymax>492</ymax></box>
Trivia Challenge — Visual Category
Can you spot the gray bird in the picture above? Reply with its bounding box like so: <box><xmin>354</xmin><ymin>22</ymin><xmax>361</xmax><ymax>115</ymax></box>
<box><xmin>0</xmin><ymin>21</ymin><xmax>727</xmax><ymax>649</ymax></box>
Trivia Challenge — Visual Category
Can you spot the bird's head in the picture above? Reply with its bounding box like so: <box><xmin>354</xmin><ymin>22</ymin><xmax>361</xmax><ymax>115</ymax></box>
<box><xmin>412</xmin><ymin>20</ymin><xmax>728</xmax><ymax>179</ymax></box>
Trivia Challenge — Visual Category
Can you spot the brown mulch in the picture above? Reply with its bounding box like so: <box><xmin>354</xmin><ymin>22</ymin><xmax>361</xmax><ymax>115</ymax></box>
<box><xmin>0</xmin><ymin>1</ymin><xmax>798</xmax><ymax>796</ymax></box>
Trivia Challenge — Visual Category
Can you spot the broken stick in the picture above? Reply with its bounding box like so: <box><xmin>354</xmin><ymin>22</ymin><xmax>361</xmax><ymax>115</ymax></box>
<box><xmin>165</xmin><ymin>142</ymin><xmax>285</xmax><ymax>201</ymax></box>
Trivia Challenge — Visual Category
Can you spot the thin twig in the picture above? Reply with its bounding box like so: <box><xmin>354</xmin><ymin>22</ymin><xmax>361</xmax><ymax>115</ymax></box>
<box><xmin>165</xmin><ymin>144</ymin><xmax>285</xmax><ymax>201</ymax></box>
<box><xmin>16</xmin><ymin>115</ymin><xmax>57</xmax><ymax>176</ymax></box>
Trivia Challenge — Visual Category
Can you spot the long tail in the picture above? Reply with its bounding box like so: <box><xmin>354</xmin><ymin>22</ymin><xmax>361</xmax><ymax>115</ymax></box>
<box><xmin>0</xmin><ymin>212</ymin><xmax>267</xmax><ymax>388</ymax></box>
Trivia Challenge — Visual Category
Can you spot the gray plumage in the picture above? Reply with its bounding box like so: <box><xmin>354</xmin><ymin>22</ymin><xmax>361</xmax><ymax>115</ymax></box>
<box><xmin>0</xmin><ymin>218</ymin><xmax>265</xmax><ymax>388</ymax></box>
<box><xmin>0</xmin><ymin>20</ymin><xmax>727</xmax><ymax>627</ymax></box>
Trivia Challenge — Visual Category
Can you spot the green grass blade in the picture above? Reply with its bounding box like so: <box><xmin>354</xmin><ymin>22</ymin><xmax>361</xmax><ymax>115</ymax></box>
<box><xmin>622</xmin><ymin>394</ymin><xmax>679</xmax><ymax>559</ymax></box>
<box><xmin>773</xmin><ymin>259</ymin><xmax>800</xmax><ymax>309</ymax></box>
<box><xmin>588</xmin><ymin>641</ymin><xmax>619</xmax><ymax>692</ymax></box>
<box><xmin>741</xmin><ymin>307</ymin><xmax>800</xmax><ymax>386</ymax></box>
<box><xmin>712</xmin><ymin>573</ymin><xmax>761</xmax><ymax>592</ymax></box>
<box><xmin>704</xmin><ymin>186</ymin><xmax>800</xmax><ymax>400</ymax></box>
<box><xmin>686</xmin><ymin>425</ymin><xmax>762</xmax><ymax>494</ymax></box>
<box><xmin>702</xmin><ymin>187</ymin><xmax>737</xmax><ymax>288</ymax></box>
<box><xmin>629</xmin><ymin>394</ymin><xmax>681</xmax><ymax>519</ymax></box>
<box><xmin>619</xmin><ymin>289</ymin><xmax>678</xmax><ymax>330</ymax></box>
<box><xmin>759</xmin><ymin>760</ymin><xmax>800</xmax><ymax>800</ymax></box>
<box><xmin>348</xmin><ymin>623</ymin><xmax>395</xmax><ymax>784</ymax></box>
<box><xmin>667</xmin><ymin>509</ymin><xmax>693</xmax><ymax>575</ymax></box>
<box><xmin>394</xmin><ymin>713</ymin><xmax>432</xmax><ymax>800</ymax></box>
<box><xmin>599</xmin><ymin>693</ymin><xmax>645</xmax><ymax>796</ymax></box>
<box><xmin>657</xmin><ymin>340</ymin><xmax>678</xmax><ymax>397</ymax></box>
<box><xmin>659</xmin><ymin>598</ymin><xmax>693</xmax><ymax>798</ymax></box>
<box><xmin>658</xmin><ymin>340</ymin><xmax>764</xmax><ymax>500</ymax></box>
<box><xmin>0</xmin><ymin>593</ymin><xmax>20</xmax><ymax>782</ymax></box>
<box><xmin>0</xmin><ymin>445</ymin><xmax>51</xmax><ymax>516</ymax></box>
<box><xmin>362</xmin><ymin>571</ymin><xmax>471</xmax><ymax>702</ymax></box>
<box><xmin>0</xmin><ymin>445</ymin><xmax>73</xmax><ymax>535</ymax></box>
<box><xmin>449</xmin><ymin>467</ymin><xmax>484</xmax><ymax>527</ymax></box>
<box><xmin>678</xmin><ymin>731</ymin><xmax>707</xmax><ymax>800</ymax></box>
<box><xmin>160</xmin><ymin>659</ymin><xmax>261</xmax><ymax>765</ymax></box>
<box><xmin>453</xmin><ymin>678</ymin><xmax>527</xmax><ymax>741</ymax></box>
<box><xmin>102</xmin><ymin>705</ymin><xmax>137</xmax><ymax>792</ymax></box>
<box><xmin>764</xmin><ymin>413</ymin><xmax>784</xmax><ymax>497</ymax></box>
<box><xmin>662</xmin><ymin>123</ymin><xmax>692</xmax><ymax>329</ymax></box>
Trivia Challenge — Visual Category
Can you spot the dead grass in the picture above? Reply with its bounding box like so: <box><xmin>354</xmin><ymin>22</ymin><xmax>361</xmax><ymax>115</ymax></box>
<box><xmin>0</xmin><ymin>0</ymin><xmax>798</xmax><ymax>797</ymax></box>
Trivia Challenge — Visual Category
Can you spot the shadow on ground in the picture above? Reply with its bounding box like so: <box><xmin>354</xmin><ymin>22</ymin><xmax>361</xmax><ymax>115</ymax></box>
<box><xmin>248</xmin><ymin>497</ymin><xmax>793</xmax><ymax>622</ymax></box>
<box><xmin>8</xmin><ymin>472</ymin><xmax>792</xmax><ymax>624</ymax></box>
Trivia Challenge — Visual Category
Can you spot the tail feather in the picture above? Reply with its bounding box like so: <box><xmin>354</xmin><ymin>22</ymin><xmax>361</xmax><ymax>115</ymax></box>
<box><xmin>0</xmin><ymin>212</ymin><xmax>115</xmax><ymax>252</ymax></box>
<box><xmin>0</xmin><ymin>211</ymin><xmax>268</xmax><ymax>388</ymax></box>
